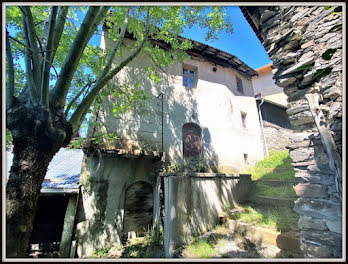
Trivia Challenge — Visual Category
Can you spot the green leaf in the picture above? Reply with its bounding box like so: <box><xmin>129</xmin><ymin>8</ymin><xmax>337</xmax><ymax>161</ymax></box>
<box><xmin>313</xmin><ymin>67</ymin><xmax>333</xmax><ymax>81</ymax></box>
<box><xmin>321</xmin><ymin>48</ymin><xmax>337</xmax><ymax>60</ymax></box>
<box><xmin>333</xmin><ymin>6</ymin><xmax>342</xmax><ymax>12</ymax></box>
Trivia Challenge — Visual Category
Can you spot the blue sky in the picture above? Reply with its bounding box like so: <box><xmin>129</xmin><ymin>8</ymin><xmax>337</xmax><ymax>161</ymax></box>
<box><xmin>181</xmin><ymin>6</ymin><xmax>272</xmax><ymax>69</ymax></box>
<box><xmin>87</xmin><ymin>6</ymin><xmax>271</xmax><ymax>70</ymax></box>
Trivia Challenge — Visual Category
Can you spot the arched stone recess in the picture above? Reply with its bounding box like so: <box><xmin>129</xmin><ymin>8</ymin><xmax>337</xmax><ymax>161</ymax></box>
<box><xmin>182</xmin><ymin>122</ymin><xmax>202</xmax><ymax>159</ymax></box>
<box><xmin>123</xmin><ymin>181</ymin><xmax>154</xmax><ymax>241</ymax></box>
<box><xmin>241</xmin><ymin>6</ymin><xmax>342</xmax><ymax>258</ymax></box>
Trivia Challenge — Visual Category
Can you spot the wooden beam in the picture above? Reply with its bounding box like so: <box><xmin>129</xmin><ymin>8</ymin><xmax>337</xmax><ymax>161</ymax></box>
<box><xmin>59</xmin><ymin>194</ymin><xmax>79</xmax><ymax>257</ymax></box>
<box><xmin>305</xmin><ymin>93</ymin><xmax>342</xmax><ymax>200</ymax></box>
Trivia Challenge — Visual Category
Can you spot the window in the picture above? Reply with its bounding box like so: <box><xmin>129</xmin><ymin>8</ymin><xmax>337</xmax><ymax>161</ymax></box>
<box><xmin>236</xmin><ymin>76</ymin><xmax>243</xmax><ymax>94</ymax></box>
<box><xmin>182</xmin><ymin>123</ymin><xmax>202</xmax><ymax>159</ymax></box>
<box><xmin>183</xmin><ymin>68</ymin><xmax>196</xmax><ymax>88</ymax></box>
<box><xmin>241</xmin><ymin>112</ymin><xmax>247</xmax><ymax>128</ymax></box>
<box><xmin>244</xmin><ymin>154</ymin><xmax>249</xmax><ymax>165</ymax></box>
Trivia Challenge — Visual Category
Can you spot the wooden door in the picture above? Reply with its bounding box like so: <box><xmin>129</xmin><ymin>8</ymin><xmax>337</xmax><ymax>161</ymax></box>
<box><xmin>182</xmin><ymin>123</ymin><xmax>201</xmax><ymax>159</ymax></box>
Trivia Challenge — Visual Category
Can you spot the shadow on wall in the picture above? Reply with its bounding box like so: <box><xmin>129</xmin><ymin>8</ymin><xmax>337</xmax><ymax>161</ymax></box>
<box><xmin>91</xmin><ymin>53</ymin><xmax>225</xmax><ymax>170</ymax></box>
<box><xmin>166</xmin><ymin>173</ymin><xmax>253</xmax><ymax>256</ymax></box>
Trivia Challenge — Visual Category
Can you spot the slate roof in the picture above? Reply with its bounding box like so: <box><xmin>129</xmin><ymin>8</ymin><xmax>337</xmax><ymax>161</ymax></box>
<box><xmin>6</xmin><ymin>148</ymin><xmax>84</xmax><ymax>190</ymax></box>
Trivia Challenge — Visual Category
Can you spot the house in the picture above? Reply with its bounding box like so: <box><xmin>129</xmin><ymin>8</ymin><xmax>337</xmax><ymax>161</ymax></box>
<box><xmin>74</xmin><ymin>27</ymin><xmax>264</xmax><ymax>257</ymax></box>
<box><xmin>252</xmin><ymin>63</ymin><xmax>293</xmax><ymax>153</ymax></box>
<box><xmin>6</xmin><ymin>148</ymin><xmax>84</xmax><ymax>258</ymax></box>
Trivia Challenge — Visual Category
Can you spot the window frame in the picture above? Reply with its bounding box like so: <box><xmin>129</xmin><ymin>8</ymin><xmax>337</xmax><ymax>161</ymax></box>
<box><xmin>236</xmin><ymin>76</ymin><xmax>244</xmax><ymax>94</ymax></box>
<box><xmin>241</xmin><ymin>111</ymin><xmax>247</xmax><ymax>129</ymax></box>
<box><xmin>182</xmin><ymin>65</ymin><xmax>197</xmax><ymax>89</ymax></box>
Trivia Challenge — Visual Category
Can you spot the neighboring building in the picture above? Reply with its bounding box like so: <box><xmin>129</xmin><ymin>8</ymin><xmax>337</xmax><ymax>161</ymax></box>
<box><xmin>252</xmin><ymin>63</ymin><xmax>293</xmax><ymax>153</ymax></box>
<box><xmin>75</xmin><ymin>28</ymin><xmax>264</xmax><ymax>257</ymax></box>
<box><xmin>6</xmin><ymin>148</ymin><xmax>84</xmax><ymax>258</ymax></box>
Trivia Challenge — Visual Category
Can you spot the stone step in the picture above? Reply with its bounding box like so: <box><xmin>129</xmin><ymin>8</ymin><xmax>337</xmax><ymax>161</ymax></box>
<box><xmin>225</xmin><ymin>219</ymin><xmax>302</xmax><ymax>257</ymax></box>
<box><xmin>252</xmin><ymin>180</ymin><xmax>294</xmax><ymax>187</ymax></box>
<box><xmin>247</xmin><ymin>195</ymin><xmax>296</xmax><ymax>208</ymax></box>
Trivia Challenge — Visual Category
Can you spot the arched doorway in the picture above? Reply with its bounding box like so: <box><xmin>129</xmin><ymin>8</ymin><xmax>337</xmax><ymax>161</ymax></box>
<box><xmin>182</xmin><ymin>123</ymin><xmax>202</xmax><ymax>159</ymax></box>
<box><xmin>123</xmin><ymin>181</ymin><xmax>153</xmax><ymax>241</ymax></box>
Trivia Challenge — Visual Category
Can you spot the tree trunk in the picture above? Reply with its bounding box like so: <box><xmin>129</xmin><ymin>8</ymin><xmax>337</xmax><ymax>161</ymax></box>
<box><xmin>6</xmin><ymin>137</ymin><xmax>59</xmax><ymax>257</ymax></box>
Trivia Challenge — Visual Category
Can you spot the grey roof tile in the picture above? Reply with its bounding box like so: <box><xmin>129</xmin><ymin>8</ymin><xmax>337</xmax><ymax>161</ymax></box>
<box><xmin>6</xmin><ymin>148</ymin><xmax>83</xmax><ymax>190</ymax></box>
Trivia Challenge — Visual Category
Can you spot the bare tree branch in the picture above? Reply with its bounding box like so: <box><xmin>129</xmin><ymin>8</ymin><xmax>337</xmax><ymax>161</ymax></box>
<box><xmin>40</xmin><ymin>6</ymin><xmax>58</xmax><ymax>109</ymax></box>
<box><xmin>20</xmin><ymin>7</ymin><xmax>41</xmax><ymax>87</ymax></box>
<box><xmin>6</xmin><ymin>31</ymin><xmax>15</xmax><ymax>110</ymax></box>
<box><xmin>69</xmin><ymin>7</ymin><xmax>151</xmax><ymax>133</ymax></box>
<box><xmin>51</xmin><ymin>6</ymin><xmax>69</xmax><ymax>62</ymax></box>
<box><xmin>8</xmin><ymin>35</ymin><xmax>59</xmax><ymax>77</ymax></box>
<box><xmin>64</xmin><ymin>80</ymin><xmax>96</xmax><ymax>117</ymax></box>
<box><xmin>50</xmin><ymin>6</ymin><xmax>103</xmax><ymax>108</ymax></box>
<box><xmin>21</xmin><ymin>12</ymin><xmax>38</xmax><ymax>105</ymax></box>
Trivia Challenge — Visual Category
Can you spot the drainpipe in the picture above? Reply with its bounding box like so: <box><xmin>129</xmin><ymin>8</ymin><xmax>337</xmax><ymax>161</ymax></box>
<box><xmin>257</xmin><ymin>98</ymin><xmax>269</xmax><ymax>157</ymax></box>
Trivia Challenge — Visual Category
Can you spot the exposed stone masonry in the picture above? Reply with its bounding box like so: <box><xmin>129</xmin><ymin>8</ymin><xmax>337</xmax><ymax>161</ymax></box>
<box><xmin>243</xmin><ymin>6</ymin><xmax>342</xmax><ymax>258</ymax></box>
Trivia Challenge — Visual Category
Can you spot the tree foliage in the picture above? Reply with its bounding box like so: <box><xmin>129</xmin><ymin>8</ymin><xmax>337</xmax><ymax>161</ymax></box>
<box><xmin>6</xmin><ymin>5</ymin><xmax>233</xmax><ymax>139</ymax></box>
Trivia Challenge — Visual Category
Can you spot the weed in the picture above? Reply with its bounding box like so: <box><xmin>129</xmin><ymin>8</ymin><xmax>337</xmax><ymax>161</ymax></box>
<box><xmin>183</xmin><ymin>239</ymin><xmax>218</xmax><ymax>258</ymax></box>
<box><xmin>229</xmin><ymin>205</ymin><xmax>299</xmax><ymax>232</ymax></box>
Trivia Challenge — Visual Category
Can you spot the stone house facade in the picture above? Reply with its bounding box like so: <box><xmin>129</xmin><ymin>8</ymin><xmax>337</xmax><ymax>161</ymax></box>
<box><xmin>74</xmin><ymin>28</ymin><xmax>265</xmax><ymax>256</ymax></box>
<box><xmin>241</xmin><ymin>5</ymin><xmax>343</xmax><ymax>258</ymax></box>
<box><xmin>252</xmin><ymin>63</ymin><xmax>293</xmax><ymax>153</ymax></box>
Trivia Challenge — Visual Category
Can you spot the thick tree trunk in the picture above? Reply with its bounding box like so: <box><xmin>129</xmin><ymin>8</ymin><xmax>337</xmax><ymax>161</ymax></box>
<box><xmin>6</xmin><ymin>137</ymin><xmax>59</xmax><ymax>257</ymax></box>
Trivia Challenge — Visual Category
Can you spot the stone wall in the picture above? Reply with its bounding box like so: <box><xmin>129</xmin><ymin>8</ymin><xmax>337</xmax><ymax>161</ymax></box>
<box><xmin>263</xmin><ymin>121</ymin><xmax>292</xmax><ymax>152</ymax></box>
<box><xmin>242</xmin><ymin>6</ymin><xmax>342</xmax><ymax>258</ymax></box>
<box><xmin>161</xmin><ymin>173</ymin><xmax>252</xmax><ymax>257</ymax></box>
<box><xmin>75</xmin><ymin>152</ymin><xmax>161</xmax><ymax>257</ymax></box>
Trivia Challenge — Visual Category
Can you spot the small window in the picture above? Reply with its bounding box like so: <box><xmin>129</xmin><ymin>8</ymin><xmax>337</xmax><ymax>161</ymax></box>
<box><xmin>241</xmin><ymin>112</ymin><xmax>247</xmax><ymax>128</ymax></box>
<box><xmin>244</xmin><ymin>153</ymin><xmax>249</xmax><ymax>165</ymax></box>
<box><xmin>236</xmin><ymin>76</ymin><xmax>243</xmax><ymax>94</ymax></box>
<box><xmin>183</xmin><ymin>68</ymin><xmax>196</xmax><ymax>88</ymax></box>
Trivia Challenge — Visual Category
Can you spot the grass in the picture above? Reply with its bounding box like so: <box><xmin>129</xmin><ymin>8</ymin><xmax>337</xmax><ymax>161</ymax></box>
<box><xmin>234</xmin><ymin>150</ymin><xmax>299</xmax><ymax>232</ymax></box>
<box><xmin>182</xmin><ymin>239</ymin><xmax>219</xmax><ymax>258</ymax></box>
<box><xmin>253</xmin><ymin>183</ymin><xmax>297</xmax><ymax>198</ymax></box>
<box><xmin>120</xmin><ymin>232</ymin><xmax>164</xmax><ymax>258</ymax></box>
<box><xmin>229</xmin><ymin>205</ymin><xmax>299</xmax><ymax>232</ymax></box>
<box><xmin>248</xmin><ymin>150</ymin><xmax>295</xmax><ymax>181</ymax></box>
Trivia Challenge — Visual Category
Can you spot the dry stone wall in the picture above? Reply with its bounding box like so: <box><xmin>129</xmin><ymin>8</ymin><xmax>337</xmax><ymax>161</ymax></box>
<box><xmin>253</xmin><ymin>6</ymin><xmax>342</xmax><ymax>258</ymax></box>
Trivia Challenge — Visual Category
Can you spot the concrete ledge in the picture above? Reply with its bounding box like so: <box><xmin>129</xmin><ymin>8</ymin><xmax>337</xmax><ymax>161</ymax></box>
<box><xmin>160</xmin><ymin>172</ymin><xmax>251</xmax><ymax>179</ymax></box>
<box><xmin>226</xmin><ymin>219</ymin><xmax>302</xmax><ymax>256</ymax></box>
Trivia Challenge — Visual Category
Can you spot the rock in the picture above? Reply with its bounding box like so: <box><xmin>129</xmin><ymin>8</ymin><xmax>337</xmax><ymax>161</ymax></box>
<box><xmin>279</xmin><ymin>57</ymin><xmax>315</xmax><ymax>77</ymax></box>
<box><xmin>294</xmin><ymin>198</ymin><xmax>341</xmax><ymax>221</ymax></box>
<box><xmin>288</xmin><ymin>111</ymin><xmax>314</xmax><ymax>126</ymax></box>
<box><xmin>324</xmin><ymin>220</ymin><xmax>342</xmax><ymax>234</ymax></box>
<box><xmin>301</xmin><ymin>239</ymin><xmax>333</xmax><ymax>258</ymax></box>
<box><xmin>319</xmin><ymin>33</ymin><xmax>338</xmax><ymax>43</ymax></box>
<box><xmin>291</xmin><ymin>160</ymin><xmax>315</xmax><ymax>167</ymax></box>
<box><xmin>275</xmin><ymin>76</ymin><xmax>297</xmax><ymax>88</ymax></box>
<box><xmin>283</xmin><ymin>85</ymin><xmax>299</xmax><ymax>95</ymax></box>
<box><xmin>299</xmin><ymin>51</ymin><xmax>315</xmax><ymax>61</ymax></box>
<box><xmin>301</xmin><ymin>230</ymin><xmax>341</xmax><ymax>246</ymax></box>
<box><xmin>286</xmin><ymin>103</ymin><xmax>309</xmax><ymax>116</ymax></box>
<box><xmin>301</xmin><ymin>40</ymin><xmax>314</xmax><ymax>49</ymax></box>
<box><xmin>287</xmin><ymin>88</ymin><xmax>311</xmax><ymax>102</ymax></box>
<box><xmin>328</xmin><ymin>102</ymin><xmax>342</xmax><ymax>119</ymax></box>
<box><xmin>293</xmin><ymin>183</ymin><xmax>327</xmax><ymax>198</ymax></box>
<box><xmin>319</xmin><ymin>104</ymin><xmax>330</xmax><ymax>112</ymax></box>
<box><xmin>278</xmin><ymin>40</ymin><xmax>300</xmax><ymax>53</ymax></box>
<box><xmin>290</xmin><ymin>147</ymin><xmax>314</xmax><ymax>162</ymax></box>
<box><xmin>294</xmin><ymin>173</ymin><xmax>335</xmax><ymax>185</ymax></box>
<box><xmin>260</xmin><ymin>10</ymin><xmax>277</xmax><ymax>24</ymax></box>
<box><xmin>323</xmin><ymin>86</ymin><xmax>342</xmax><ymax>100</ymax></box>
<box><xmin>298</xmin><ymin>216</ymin><xmax>327</xmax><ymax>230</ymax></box>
